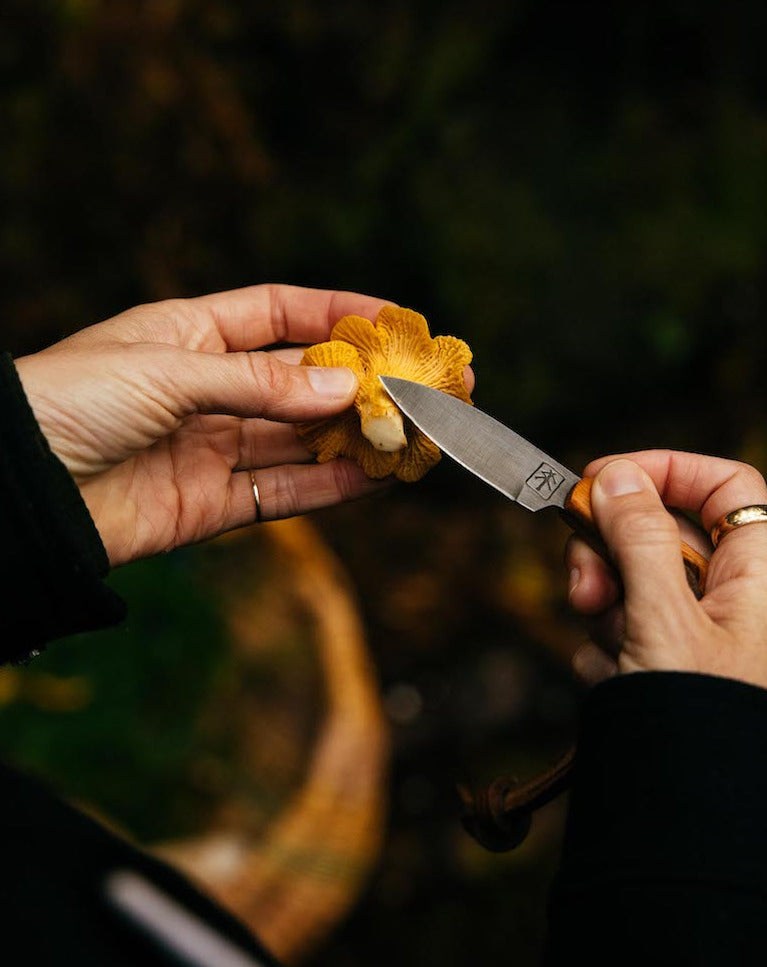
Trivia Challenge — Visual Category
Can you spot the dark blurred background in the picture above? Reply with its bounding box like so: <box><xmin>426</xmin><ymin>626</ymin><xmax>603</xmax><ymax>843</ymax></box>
<box><xmin>2</xmin><ymin>2</ymin><xmax>767</xmax><ymax>964</ymax></box>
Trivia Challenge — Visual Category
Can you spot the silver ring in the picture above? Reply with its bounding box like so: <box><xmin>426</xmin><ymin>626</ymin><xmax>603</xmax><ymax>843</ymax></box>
<box><xmin>249</xmin><ymin>470</ymin><xmax>263</xmax><ymax>524</ymax></box>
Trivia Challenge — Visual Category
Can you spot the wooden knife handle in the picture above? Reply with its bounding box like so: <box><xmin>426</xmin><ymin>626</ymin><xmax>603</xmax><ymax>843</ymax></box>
<box><xmin>564</xmin><ymin>477</ymin><xmax>708</xmax><ymax>598</ymax></box>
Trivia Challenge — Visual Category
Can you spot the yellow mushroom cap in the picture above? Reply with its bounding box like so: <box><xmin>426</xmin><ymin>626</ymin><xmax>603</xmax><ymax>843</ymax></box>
<box><xmin>297</xmin><ymin>306</ymin><xmax>473</xmax><ymax>482</ymax></box>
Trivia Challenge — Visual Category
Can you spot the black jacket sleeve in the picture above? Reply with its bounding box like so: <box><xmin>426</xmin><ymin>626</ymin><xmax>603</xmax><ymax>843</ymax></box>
<box><xmin>0</xmin><ymin>759</ymin><xmax>281</xmax><ymax>966</ymax></box>
<box><xmin>545</xmin><ymin>671</ymin><xmax>767</xmax><ymax>964</ymax></box>
<box><xmin>0</xmin><ymin>351</ymin><xmax>281</xmax><ymax>964</ymax></box>
<box><xmin>0</xmin><ymin>352</ymin><xmax>125</xmax><ymax>662</ymax></box>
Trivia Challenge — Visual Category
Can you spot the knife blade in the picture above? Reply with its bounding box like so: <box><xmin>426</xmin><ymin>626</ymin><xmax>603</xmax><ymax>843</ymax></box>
<box><xmin>379</xmin><ymin>376</ymin><xmax>707</xmax><ymax>595</ymax></box>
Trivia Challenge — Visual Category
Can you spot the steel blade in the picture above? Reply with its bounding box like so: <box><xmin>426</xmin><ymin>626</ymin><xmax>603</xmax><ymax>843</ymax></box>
<box><xmin>379</xmin><ymin>376</ymin><xmax>579</xmax><ymax>512</ymax></box>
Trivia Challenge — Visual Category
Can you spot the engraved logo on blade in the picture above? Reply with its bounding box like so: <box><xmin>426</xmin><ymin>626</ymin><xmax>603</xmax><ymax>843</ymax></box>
<box><xmin>525</xmin><ymin>463</ymin><xmax>565</xmax><ymax>499</ymax></box>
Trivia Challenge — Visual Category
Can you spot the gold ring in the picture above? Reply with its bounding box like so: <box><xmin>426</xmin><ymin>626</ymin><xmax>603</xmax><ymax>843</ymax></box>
<box><xmin>710</xmin><ymin>505</ymin><xmax>767</xmax><ymax>548</ymax></box>
<box><xmin>249</xmin><ymin>470</ymin><xmax>263</xmax><ymax>524</ymax></box>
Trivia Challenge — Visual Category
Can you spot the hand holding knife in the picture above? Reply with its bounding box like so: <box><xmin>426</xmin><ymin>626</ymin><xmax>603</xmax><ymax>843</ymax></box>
<box><xmin>379</xmin><ymin>376</ymin><xmax>710</xmax><ymax>850</ymax></box>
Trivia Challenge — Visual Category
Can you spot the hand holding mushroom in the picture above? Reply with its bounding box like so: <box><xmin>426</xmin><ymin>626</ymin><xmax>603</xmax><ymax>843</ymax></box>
<box><xmin>14</xmin><ymin>287</ymin><xmax>474</xmax><ymax>568</ymax></box>
<box><xmin>13</xmin><ymin>286</ymin><xmax>396</xmax><ymax>566</ymax></box>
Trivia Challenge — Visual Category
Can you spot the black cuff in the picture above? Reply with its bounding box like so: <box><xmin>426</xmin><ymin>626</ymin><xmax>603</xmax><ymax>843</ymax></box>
<box><xmin>545</xmin><ymin>671</ymin><xmax>767</xmax><ymax>962</ymax></box>
<box><xmin>0</xmin><ymin>353</ymin><xmax>126</xmax><ymax>662</ymax></box>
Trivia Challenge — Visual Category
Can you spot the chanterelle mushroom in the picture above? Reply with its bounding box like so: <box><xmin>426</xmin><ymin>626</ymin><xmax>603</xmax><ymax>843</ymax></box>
<box><xmin>297</xmin><ymin>306</ymin><xmax>473</xmax><ymax>482</ymax></box>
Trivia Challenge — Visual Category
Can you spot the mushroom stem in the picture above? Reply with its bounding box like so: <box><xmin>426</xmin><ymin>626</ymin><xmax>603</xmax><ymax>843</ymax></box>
<box><xmin>360</xmin><ymin>402</ymin><xmax>407</xmax><ymax>452</ymax></box>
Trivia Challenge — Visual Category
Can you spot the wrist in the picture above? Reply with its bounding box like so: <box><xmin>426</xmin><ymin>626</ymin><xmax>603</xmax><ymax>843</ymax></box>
<box><xmin>618</xmin><ymin>637</ymin><xmax>767</xmax><ymax>692</ymax></box>
<box><xmin>0</xmin><ymin>353</ymin><xmax>125</xmax><ymax>654</ymax></box>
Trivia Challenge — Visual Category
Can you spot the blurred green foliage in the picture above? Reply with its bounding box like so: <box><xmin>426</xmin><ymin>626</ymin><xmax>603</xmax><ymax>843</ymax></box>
<box><xmin>0</xmin><ymin>553</ymin><xmax>230</xmax><ymax>839</ymax></box>
<box><xmin>2</xmin><ymin>2</ymin><xmax>767</xmax><ymax>964</ymax></box>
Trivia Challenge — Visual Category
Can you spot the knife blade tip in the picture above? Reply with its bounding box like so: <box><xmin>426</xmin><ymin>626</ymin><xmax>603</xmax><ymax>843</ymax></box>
<box><xmin>378</xmin><ymin>374</ymin><xmax>399</xmax><ymax>396</ymax></box>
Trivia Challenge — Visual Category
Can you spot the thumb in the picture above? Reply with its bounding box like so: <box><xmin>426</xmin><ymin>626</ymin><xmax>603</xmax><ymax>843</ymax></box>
<box><xmin>176</xmin><ymin>349</ymin><xmax>359</xmax><ymax>421</ymax></box>
<box><xmin>590</xmin><ymin>459</ymin><xmax>693</xmax><ymax>613</ymax></box>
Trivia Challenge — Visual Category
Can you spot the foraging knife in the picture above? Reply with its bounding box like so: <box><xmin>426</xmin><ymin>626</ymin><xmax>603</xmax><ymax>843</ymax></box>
<box><xmin>379</xmin><ymin>376</ymin><xmax>708</xmax><ymax>597</ymax></box>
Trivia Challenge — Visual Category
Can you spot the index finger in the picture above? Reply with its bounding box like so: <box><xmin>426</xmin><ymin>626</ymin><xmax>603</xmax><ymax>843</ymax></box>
<box><xmin>583</xmin><ymin>450</ymin><xmax>767</xmax><ymax>531</ymax></box>
<box><xmin>190</xmin><ymin>283</ymin><xmax>394</xmax><ymax>351</ymax></box>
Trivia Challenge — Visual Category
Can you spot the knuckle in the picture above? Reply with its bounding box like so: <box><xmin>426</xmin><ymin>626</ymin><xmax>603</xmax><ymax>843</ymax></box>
<box><xmin>564</xmin><ymin>533</ymin><xmax>600</xmax><ymax>570</ymax></box>
<box><xmin>143</xmin><ymin>345</ymin><xmax>188</xmax><ymax>398</ymax></box>
<box><xmin>156</xmin><ymin>297</ymin><xmax>186</xmax><ymax>318</ymax></box>
<box><xmin>153</xmin><ymin>298</ymin><xmax>190</xmax><ymax>332</ymax></box>
<box><xmin>563</xmin><ymin>534</ymin><xmax>578</xmax><ymax>569</ymax></box>
<box><xmin>331</xmin><ymin>459</ymin><xmax>360</xmax><ymax>502</ymax></box>
<box><xmin>141</xmin><ymin>298</ymin><xmax>211</xmax><ymax>349</ymax></box>
<box><xmin>271</xmin><ymin>467</ymin><xmax>301</xmax><ymax>519</ymax></box>
<box><xmin>266</xmin><ymin>283</ymin><xmax>289</xmax><ymax>343</ymax></box>
<box><xmin>610</xmin><ymin>505</ymin><xmax>677</xmax><ymax>549</ymax></box>
<box><xmin>246</xmin><ymin>351</ymin><xmax>290</xmax><ymax>402</ymax></box>
<box><xmin>736</xmin><ymin>461</ymin><xmax>767</xmax><ymax>492</ymax></box>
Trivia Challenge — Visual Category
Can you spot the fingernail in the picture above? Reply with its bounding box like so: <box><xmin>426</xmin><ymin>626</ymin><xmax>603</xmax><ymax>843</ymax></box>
<box><xmin>307</xmin><ymin>366</ymin><xmax>357</xmax><ymax>398</ymax></box>
<box><xmin>596</xmin><ymin>459</ymin><xmax>647</xmax><ymax>497</ymax></box>
<box><xmin>568</xmin><ymin>567</ymin><xmax>581</xmax><ymax>597</ymax></box>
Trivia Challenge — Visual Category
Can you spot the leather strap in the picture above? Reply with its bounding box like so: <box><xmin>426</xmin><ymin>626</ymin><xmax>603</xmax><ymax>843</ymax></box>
<box><xmin>460</xmin><ymin>746</ymin><xmax>575</xmax><ymax>851</ymax></box>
